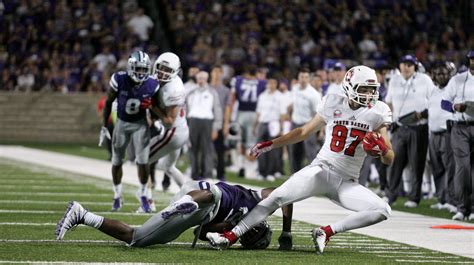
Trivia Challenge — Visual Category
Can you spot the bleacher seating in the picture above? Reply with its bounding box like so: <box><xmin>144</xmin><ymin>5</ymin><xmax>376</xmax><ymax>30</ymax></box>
<box><xmin>0</xmin><ymin>92</ymin><xmax>101</xmax><ymax>143</ymax></box>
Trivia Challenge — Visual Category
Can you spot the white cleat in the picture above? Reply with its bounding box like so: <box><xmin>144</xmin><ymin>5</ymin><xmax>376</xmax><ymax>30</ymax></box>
<box><xmin>55</xmin><ymin>201</ymin><xmax>87</xmax><ymax>240</ymax></box>
<box><xmin>443</xmin><ymin>203</ymin><xmax>457</xmax><ymax>213</ymax></box>
<box><xmin>404</xmin><ymin>201</ymin><xmax>418</xmax><ymax>208</ymax></box>
<box><xmin>430</xmin><ymin>203</ymin><xmax>444</xmax><ymax>210</ymax></box>
<box><xmin>452</xmin><ymin>212</ymin><xmax>465</xmax><ymax>221</ymax></box>
<box><xmin>161</xmin><ymin>201</ymin><xmax>198</xmax><ymax>220</ymax></box>
<box><xmin>206</xmin><ymin>232</ymin><xmax>231</xmax><ymax>250</ymax></box>
<box><xmin>312</xmin><ymin>228</ymin><xmax>328</xmax><ymax>254</ymax></box>
<box><xmin>149</xmin><ymin>199</ymin><xmax>157</xmax><ymax>212</ymax></box>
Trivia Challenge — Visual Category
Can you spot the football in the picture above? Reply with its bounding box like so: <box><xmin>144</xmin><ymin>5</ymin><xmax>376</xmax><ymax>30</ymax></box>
<box><xmin>362</xmin><ymin>132</ymin><xmax>382</xmax><ymax>157</ymax></box>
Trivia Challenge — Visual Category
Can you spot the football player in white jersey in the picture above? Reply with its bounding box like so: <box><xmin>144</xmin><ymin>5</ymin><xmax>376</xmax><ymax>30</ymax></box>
<box><xmin>142</xmin><ymin>52</ymin><xmax>190</xmax><ymax>210</ymax></box>
<box><xmin>207</xmin><ymin>65</ymin><xmax>394</xmax><ymax>254</ymax></box>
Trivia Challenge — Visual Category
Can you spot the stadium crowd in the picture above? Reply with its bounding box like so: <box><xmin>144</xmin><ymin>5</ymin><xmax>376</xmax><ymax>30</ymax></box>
<box><xmin>0</xmin><ymin>0</ymin><xmax>156</xmax><ymax>92</ymax></box>
<box><xmin>1</xmin><ymin>0</ymin><xmax>473</xmax><ymax>221</ymax></box>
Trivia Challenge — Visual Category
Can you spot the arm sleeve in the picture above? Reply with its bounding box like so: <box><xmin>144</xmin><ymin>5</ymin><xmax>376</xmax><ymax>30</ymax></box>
<box><xmin>230</xmin><ymin>77</ymin><xmax>237</xmax><ymax>93</ymax></box>
<box><xmin>316</xmin><ymin>95</ymin><xmax>330</xmax><ymax>122</ymax></box>
<box><xmin>376</xmin><ymin>102</ymin><xmax>393</xmax><ymax>129</ymax></box>
<box><xmin>425</xmin><ymin>76</ymin><xmax>435</xmax><ymax>100</ymax></box>
<box><xmin>109</xmin><ymin>73</ymin><xmax>118</xmax><ymax>91</ymax></box>
<box><xmin>442</xmin><ymin>76</ymin><xmax>456</xmax><ymax>103</ymax></box>
<box><xmin>385</xmin><ymin>79</ymin><xmax>394</xmax><ymax>104</ymax></box>
<box><xmin>256</xmin><ymin>96</ymin><xmax>263</xmax><ymax>114</ymax></box>
<box><xmin>313</xmin><ymin>91</ymin><xmax>322</xmax><ymax>115</ymax></box>
<box><xmin>212</xmin><ymin>89</ymin><xmax>223</xmax><ymax>130</ymax></box>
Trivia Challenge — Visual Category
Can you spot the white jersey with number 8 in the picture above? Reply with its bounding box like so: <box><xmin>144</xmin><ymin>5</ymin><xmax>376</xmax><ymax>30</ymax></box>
<box><xmin>312</xmin><ymin>94</ymin><xmax>392</xmax><ymax>179</ymax></box>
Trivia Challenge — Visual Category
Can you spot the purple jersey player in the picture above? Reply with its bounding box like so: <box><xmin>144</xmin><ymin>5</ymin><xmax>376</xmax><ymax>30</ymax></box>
<box><xmin>223</xmin><ymin>66</ymin><xmax>267</xmax><ymax>178</ymax></box>
<box><xmin>56</xmin><ymin>180</ymin><xmax>293</xmax><ymax>250</ymax></box>
<box><xmin>98</xmin><ymin>51</ymin><xmax>159</xmax><ymax>214</ymax></box>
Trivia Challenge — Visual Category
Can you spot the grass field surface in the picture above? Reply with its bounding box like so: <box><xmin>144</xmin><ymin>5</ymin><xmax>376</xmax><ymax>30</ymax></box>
<box><xmin>19</xmin><ymin>143</ymin><xmax>474</xmax><ymax>223</ymax></box>
<box><xmin>1</xmin><ymin>158</ymin><xmax>473</xmax><ymax>264</ymax></box>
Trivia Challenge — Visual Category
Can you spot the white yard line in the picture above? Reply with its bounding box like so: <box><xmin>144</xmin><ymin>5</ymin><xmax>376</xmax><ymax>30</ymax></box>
<box><xmin>1</xmin><ymin>192</ymin><xmax>111</xmax><ymax>197</ymax></box>
<box><xmin>0</xmin><ymin>209</ymin><xmax>153</xmax><ymax>216</ymax></box>
<box><xmin>1</xmin><ymin>146</ymin><xmax>473</xmax><ymax>259</ymax></box>
<box><xmin>2</xmin><ymin>260</ymin><xmax>467</xmax><ymax>265</ymax></box>
<box><xmin>394</xmin><ymin>260</ymin><xmax>474</xmax><ymax>264</ymax></box>
<box><xmin>0</xmin><ymin>200</ymin><xmax>167</xmax><ymax>207</ymax></box>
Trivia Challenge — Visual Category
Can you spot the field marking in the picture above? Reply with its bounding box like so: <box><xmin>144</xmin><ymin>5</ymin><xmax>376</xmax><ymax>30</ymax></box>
<box><xmin>358</xmin><ymin>250</ymin><xmax>431</xmax><ymax>254</ymax></box>
<box><xmin>330</xmin><ymin>242</ymin><xmax>401</xmax><ymax>247</ymax></box>
<box><xmin>0</xmin><ymin>180</ymin><xmax>70</xmax><ymax>184</ymax></box>
<box><xmin>0</xmin><ymin>200</ymin><xmax>170</xmax><ymax>207</ymax></box>
<box><xmin>0</xmin><ymin>260</ymin><xmax>156</xmax><ymax>265</ymax></box>
<box><xmin>0</xmin><ymin>185</ymin><xmax>104</xmax><ymax>190</ymax></box>
<box><xmin>333</xmin><ymin>246</ymin><xmax>420</xmax><ymax>250</ymax></box>
<box><xmin>0</xmin><ymin>222</ymin><xmax>142</xmax><ymax>228</ymax></box>
<box><xmin>0</xmin><ymin>209</ymin><xmax>155</xmax><ymax>216</ymax></box>
<box><xmin>0</xmin><ymin>239</ymin><xmax>450</xmax><ymax>261</ymax></box>
<box><xmin>395</xmin><ymin>259</ymin><xmax>473</xmax><ymax>264</ymax></box>
<box><xmin>0</xmin><ymin>192</ymin><xmax>115</xmax><ymax>197</ymax></box>
<box><xmin>0</xmin><ymin>222</ymin><xmax>56</xmax><ymax>226</ymax></box>
<box><xmin>378</xmin><ymin>255</ymin><xmax>461</xmax><ymax>259</ymax></box>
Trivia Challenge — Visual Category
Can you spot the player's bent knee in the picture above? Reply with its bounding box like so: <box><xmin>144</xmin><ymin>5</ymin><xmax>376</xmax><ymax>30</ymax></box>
<box><xmin>376</xmin><ymin>203</ymin><xmax>391</xmax><ymax>219</ymax></box>
<box><xmin>260</xmin><ymin>191</ymin><xmax>285</xmax><ymax>210</ymax></box>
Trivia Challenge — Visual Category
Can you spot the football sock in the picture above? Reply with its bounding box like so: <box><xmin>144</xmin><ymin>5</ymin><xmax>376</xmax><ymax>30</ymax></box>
<box><xmin>174</xmin><ymin>194</ymin><xmax>193</xmax><ymax>205</ymax></box>
<box><xmin>237</xmin><ymin>154</ymin><xmax>244</xmax><ymax>170</ymax></box>
<box><xmin>330</xmin><ymin>210</ymin><xmax>387</xmax><ymax>233</ymax></box>
<box><xmin>168</xmin><ymin>166</ymin><xmax>186</xmax><ymax>187</ymax></box>
<box><xmin>139</xmin><ymin>184</ymin><xmax>147</xmax><ymax>197</ymax></box>
<box><xmin>231</xmin><ymin>204</ymin><xmax>273</xmax><ymax>237</ymax></box>
<box><xmin>113</xmin><ymin>184</ymin><xmax>122</xmax><ymax>199</ymax></box>
<box><xmin>146</xmin><ymin>187</ymin><xmax>153</xmax><ymax>200</ymax></box>
<box><xmin>84</xmin><ymin>212</ymin><xmax>104</xmax><ymax>229</ymax></box>
<box><xmin>322</xmin><ymin>225</ymin><xmax>335</xmax><ymax>237</ymax></box>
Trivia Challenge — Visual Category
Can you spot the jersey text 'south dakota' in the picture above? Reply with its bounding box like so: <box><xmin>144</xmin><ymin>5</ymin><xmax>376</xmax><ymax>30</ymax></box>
<box><xmin>333</xmin><ymin>120</ymin><xmax>369</xmax><ymax>130</ymax></box>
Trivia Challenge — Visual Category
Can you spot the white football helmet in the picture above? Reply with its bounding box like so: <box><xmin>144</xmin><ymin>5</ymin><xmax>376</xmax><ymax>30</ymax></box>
<box><xmin>154</xmin><ymin>52</ymin><xmax>181</xmax><ymax>82</ymax></box>
<box><xmin>342</xmin><ymin>65</ymin><xmax>380</xmax><ymax>107</ymax></box>
<box><xmin>127</xmin><ymin>51</ymin><xmax>151</xmax><ymax>83</ymax></box>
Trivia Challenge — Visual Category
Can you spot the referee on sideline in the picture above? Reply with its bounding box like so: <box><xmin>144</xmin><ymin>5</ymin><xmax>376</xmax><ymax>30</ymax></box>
<box><xmin>384</xmin><ymin>54</ymin><xmax>434</xmax><ymax>208</ymax></box>
<box><xmin>442</xmin><ymin>50</ymin><xmax>474</xmax><ymax>221</ymax></box>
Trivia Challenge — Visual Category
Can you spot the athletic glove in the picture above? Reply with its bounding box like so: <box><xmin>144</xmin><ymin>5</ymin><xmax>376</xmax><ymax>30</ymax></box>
<box><xmin>362</xmin><ymin>132</ymin><xmax>388</xmax><ymax>157</ymax></box>
<box><xmin>98</xmin><ymin>126</ymin><xmax>111</xmax><ymax>147</ymax></box>
<box><xmin>250</xmin><ymin>141</ymin><xmax>273</xmax><ymax>158</ymax></box>
<box><xmin>140</xmin><ymin>98</ymin><xmax>154</xmax><ymax>109</ymax></box>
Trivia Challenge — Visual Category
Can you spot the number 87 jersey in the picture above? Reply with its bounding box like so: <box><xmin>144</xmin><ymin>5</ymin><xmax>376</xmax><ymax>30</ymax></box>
<box><xmin>312</xmin><ymin>94</ymin><xmax>392</xmax><ymax>179</ymax></box>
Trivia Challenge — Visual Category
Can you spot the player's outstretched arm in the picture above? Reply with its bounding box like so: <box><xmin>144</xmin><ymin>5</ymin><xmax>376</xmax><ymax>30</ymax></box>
<box><xmin>250</xmin><ymin>114</ymin><xmax>326</xmax><ymax>158</ymax></box>
<box><xmin>272</xmin><ymin>114</ymin><xmax>326</xmax><ymax>149</ymax></box>
<box><xmin>373</xmin><ymin>126</ymin><xmax>394</xmax><ymax>165</ymax></box>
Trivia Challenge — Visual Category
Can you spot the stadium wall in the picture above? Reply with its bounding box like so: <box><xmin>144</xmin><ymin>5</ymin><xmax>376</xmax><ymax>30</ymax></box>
<box><xmin>0</xmin><ymin>92</ymin><xmax>102</xmax><ymax>144</ymax></box>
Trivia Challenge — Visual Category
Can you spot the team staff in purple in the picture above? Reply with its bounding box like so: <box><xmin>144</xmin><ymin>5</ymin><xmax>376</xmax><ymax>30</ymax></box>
<box><xmin>99</xmin><ymin>51</ymin><xmax>158</xmax><ymax>213</ymax></box>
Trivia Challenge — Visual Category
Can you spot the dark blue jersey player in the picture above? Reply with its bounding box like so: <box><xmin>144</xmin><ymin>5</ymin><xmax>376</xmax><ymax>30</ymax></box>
<box><xmin>223</xmin><ymin>66</ymin><xmax>267</xmax><ymax>178</ymax></box>
<box><xmin>56</xmin><ymin>180</ymin><xmax>293</xmax><ymax>250</ymax></box>
<box><xmin>99</xmin><ymin>51</ymin><xmax>159</xmax><ymax>213</ymax></box>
